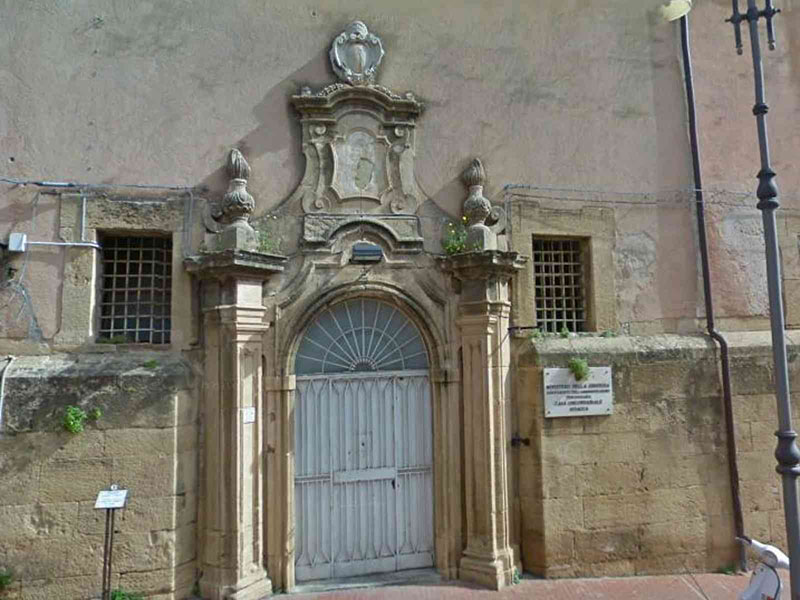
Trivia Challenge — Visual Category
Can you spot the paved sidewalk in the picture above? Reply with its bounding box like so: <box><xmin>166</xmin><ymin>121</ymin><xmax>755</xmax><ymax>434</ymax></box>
<box><xmin>287</xmin><ymin>571</ymin><xmax>791</xmax><ymax>600</ymax></box>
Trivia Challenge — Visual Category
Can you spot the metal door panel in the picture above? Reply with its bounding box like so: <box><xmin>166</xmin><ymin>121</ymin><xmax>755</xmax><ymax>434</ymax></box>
<box><xmin>333</xmin><ymin>467</ymin><xmax>397</xmax><ymax>484</ymax></box>
<box><xmin>295</xmin><ymin>371</ymin><xmax>433</xmax><ymax>582</ymax></box>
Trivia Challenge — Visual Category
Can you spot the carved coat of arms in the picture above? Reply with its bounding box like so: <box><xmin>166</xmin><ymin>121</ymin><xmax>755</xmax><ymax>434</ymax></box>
<box><xmin>329</xmin><ymin>21</ymin><xmax>385</xmax><ymax>86</ymax></box>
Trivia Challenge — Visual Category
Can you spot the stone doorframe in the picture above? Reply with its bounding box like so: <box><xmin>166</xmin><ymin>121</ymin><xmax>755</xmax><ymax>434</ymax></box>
<box><xmin>262</xmin><ymin>282</ymin><xmax>463</xmax><ymax>591</ymax></box>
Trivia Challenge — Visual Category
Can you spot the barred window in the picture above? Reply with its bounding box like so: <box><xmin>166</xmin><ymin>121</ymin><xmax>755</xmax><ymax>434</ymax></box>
<box><xmin>98</xmin><ymin>235</ymin><xmax>172</xmax><ymax>344</ymax></box>
<box><xmin>532</xmin><ymin>237</ymin><xmax>587</xmax><ymax>333</ymax></box>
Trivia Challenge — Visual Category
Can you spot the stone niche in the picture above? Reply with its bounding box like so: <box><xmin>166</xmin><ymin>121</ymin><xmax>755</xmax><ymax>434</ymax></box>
<box><xmin>288</xmin><ymin>21</ymin><xmax>425</xmax><ymax>252</ymax></box>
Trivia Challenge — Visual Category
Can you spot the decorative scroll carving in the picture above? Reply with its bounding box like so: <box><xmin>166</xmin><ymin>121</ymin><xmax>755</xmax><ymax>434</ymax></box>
<box><xmin>287</xmin><ymin>20</ymin><xmax>425</xmax><ymax>247</ymax></box>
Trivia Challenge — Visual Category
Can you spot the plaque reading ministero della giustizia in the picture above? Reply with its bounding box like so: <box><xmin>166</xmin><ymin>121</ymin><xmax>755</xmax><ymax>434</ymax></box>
<box><xmin>543</xmin><ymin>367</ymin><xmax>613</xmax><ymax>418</ymax></box>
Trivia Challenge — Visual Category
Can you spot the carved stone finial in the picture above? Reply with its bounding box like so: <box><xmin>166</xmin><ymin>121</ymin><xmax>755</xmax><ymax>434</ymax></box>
<box><xmin>227</xmin><ymin>148</ymin><xmax>251</xmax><ymax>181</ymax></box>
<box><xmin>462</xmin><ymin>158</ymin><xmax>491</xmax><ymax>228</ymax></box>
<box><xmin>462</xmin><ymin>158</ymin><xmax>486</xmax><ymax>189</ymax></box>
<box><xmin>222</xmin><ymin>149</ymin><xmax>255</xmax><ymax>223</ymax></box>
<box><xmin>212</xmin><ymin>149</ymin><xmax>258</xmax><ymax>251</ymax></box>
<box><xmin>329</xmin><ymin>21</ymin><xmax>385</xmax><ymax>86</ymax></box>
<box><xmin>461</xmin><ymin>158</ymin><xmax>506</xmax><ymax>252</ymax></box>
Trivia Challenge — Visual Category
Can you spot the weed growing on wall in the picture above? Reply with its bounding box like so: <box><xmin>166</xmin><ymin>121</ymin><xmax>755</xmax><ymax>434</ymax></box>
<box><xmin>258</xmin><ymin>230</ymin><xmax>281</xmax><ymax>254</ymax></box>
<box><xmin>252</xmin><ymin>215</ymin><xmax>283</xmax><ymax>254</ymax></box>
<box><xmin>63</xmin><ymin>405</ymin><xmax>102</xmax><ymax>434</ymax></box>
<box><xmin>97</xmin><ymin>334</ymin><xmax>130</xmax><ymax>344</ymax></box>
<box><xmin>111</xmin><ymin>589</ymin><xmax>144</xmax><ymax>600</ymax></box>
<box><xmin>0</xmin><ymin>568</ymin><xmax>13</xmax><ymax>591</ymax></box>
<box><xmin>443</xmin><ymin>217</ymin><xmax>468</xmax><ymax>255</ymax></box>
<box><xmin>529</xmin><ymin>329</ymin><xmax>620</xmax><ymax>342</ymax></box>
<box><xmin>568</xmin><ymin>357</ymin><xmax>590</xmax><ymax>381</ymax></box>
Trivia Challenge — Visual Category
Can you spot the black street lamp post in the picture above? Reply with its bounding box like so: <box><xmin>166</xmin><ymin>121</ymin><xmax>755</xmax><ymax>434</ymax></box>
<box><xmin>726</xmin><ymin>1</ymin><xmax>800</xmax><ymax>596</ymax></box>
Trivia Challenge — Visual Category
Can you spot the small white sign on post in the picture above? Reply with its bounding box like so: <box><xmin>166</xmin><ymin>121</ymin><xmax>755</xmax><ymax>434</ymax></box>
<box><xmin>242</xmin><ymin>407</ymin><xmax>256</xmax><ymax>424</ymax></box>
<box><xmin>94</xmin><ymin>487</ymin><xmax>128</xmax><ymax>510</ymax></box>
<box><xmin>544</xmin><ymin>367</ymin><xmax>613</xmax><ymax>418</ymax></box>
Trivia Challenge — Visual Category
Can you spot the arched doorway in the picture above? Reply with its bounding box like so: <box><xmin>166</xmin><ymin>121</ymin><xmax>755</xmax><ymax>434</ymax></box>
<box><xmin>293</xmin><ymin>298</ymin><xmax>434</xmax><ymax>581</ymax></box>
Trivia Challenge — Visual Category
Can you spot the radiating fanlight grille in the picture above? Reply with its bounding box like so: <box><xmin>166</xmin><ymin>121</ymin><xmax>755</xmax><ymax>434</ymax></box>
<box><xmin>295</xmin><ymin>299</ymin><xmax>429</xmax><ymax>375</ymax></box>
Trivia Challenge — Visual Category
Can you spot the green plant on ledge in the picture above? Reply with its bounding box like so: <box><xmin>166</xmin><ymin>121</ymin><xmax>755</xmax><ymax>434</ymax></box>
<box><xmin>716</xmin><ymin>563</ymin><xmax>736</xmax><ymax>576</ymax></box>
<box><xmin>442</xmin><ymin>218</ymin><xmax>468</xmax><ymax>255</ymax></box>
<box><xmin>0</xmin><ymin>568</ymin><xmax>13</xmax><ymax>592</ymax></box>
<box><xmin>63</xmin><ymin>405</ymin><xmax>102</xmax><ymax>434</ymax></box>
<box><xmin>111</xmin><ymin>589</ymin><xmax>144</xmax><ymax>600</ymax></box>
<box><xmin>256</xmin><ymin>229</ymin><xmax>280</xmax><ymax>254</ymax></box>
<box><xmin>97</xmin><ymin>334</ymin><xmax>130</xmax><ymax>344</ymax></box>
<box><xmin>568</xmin><ymin>357</ymin><xmax>590</xmax><ymax>382</ymax></box>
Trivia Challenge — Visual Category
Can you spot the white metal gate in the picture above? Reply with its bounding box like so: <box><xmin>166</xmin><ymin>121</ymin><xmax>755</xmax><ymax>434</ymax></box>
<box><xmin>293</xmin><ymin>299</ymin><xmax>434</xmax><ymax>582</ymax></box>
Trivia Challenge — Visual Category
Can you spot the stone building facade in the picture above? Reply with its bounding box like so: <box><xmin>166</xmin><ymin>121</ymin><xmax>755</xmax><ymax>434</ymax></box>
<box><xmin>1</xmin><ymin>2</ymin><xmax>800</xmax><ymax>599</ymax></box>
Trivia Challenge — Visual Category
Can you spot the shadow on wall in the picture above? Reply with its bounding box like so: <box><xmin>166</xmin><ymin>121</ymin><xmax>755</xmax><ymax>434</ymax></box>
<box><xmin>648</xmin><ymin>13</ymin><xmax>698</xmax><ymax>324</ymax></box>
<box><xmin>196</xmin><ymin>46</ymin><xmax>462</xmax><ymax>223</ymax></box>
<box><xmin>197</xmin><ymin>49</ymin><xmax>329</xmax><ymax>202</ymax></box>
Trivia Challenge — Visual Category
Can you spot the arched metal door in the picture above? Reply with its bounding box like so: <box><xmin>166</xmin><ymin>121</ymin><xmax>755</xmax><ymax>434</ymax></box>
<box><xmin>294</xmin><ymin>298</ymin><xmax>434</xmax><ymax>581</ymax></box>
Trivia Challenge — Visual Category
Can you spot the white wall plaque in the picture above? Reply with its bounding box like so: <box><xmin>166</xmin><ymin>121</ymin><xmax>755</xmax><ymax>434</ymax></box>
<box><xmin>242</xmin><ymin>407</ymin><xmax>256</xmax><ymax>424</ymax></box>
<box><xmin>544</xmin><ymin>367</ymin><xmax>613</xmax><ymax>418</ymax></box>
<box><xmin>94</xmin><ymin>488</ymin><xmax>128</xmax><ymax>509</ymax></box>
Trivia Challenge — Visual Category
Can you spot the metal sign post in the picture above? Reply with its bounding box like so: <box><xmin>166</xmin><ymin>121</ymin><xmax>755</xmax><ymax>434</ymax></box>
<box><xmin>94</xmin><ymin>484</ymin><xmax>128</xmax><ymax>600</ymax></box>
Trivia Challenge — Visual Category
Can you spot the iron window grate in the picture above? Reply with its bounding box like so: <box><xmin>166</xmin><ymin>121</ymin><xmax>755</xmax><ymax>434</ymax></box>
<box><xmin>98</xmin><ymin>235</ymin><xmax>172</xmax><ymax>344</ymax></box>
<box><xmin>532</xmin><ymin>237</ymin><xmax>586</xmax><ymax>333</ymax></box>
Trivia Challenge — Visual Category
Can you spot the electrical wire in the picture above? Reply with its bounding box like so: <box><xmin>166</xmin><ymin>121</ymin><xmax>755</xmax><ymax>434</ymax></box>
<box><xmin>0</xmin><ymin>176</ymin><xmax>200</xmax><ymax>192</ymax></box>
<box><xmin>3</xmin><ymin>173</ymin><xmax>795</xmax><ymax>218</ymax></box>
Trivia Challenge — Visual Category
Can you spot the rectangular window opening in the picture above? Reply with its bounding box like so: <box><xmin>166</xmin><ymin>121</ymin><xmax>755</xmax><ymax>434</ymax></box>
<box><xmin>97</xmin><ymin>234</ymin><xmax>172</xmax><ymax>344</ymax></box>
<box><xmin>532</xmin><ymin>236</ymin><xmax>587</xmax><ymax>334</ymax></box>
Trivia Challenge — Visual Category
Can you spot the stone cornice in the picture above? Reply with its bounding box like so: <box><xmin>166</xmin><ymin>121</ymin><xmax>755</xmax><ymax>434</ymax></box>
<box><xmin>439</xmin><ymin>250</ymin><xmax>527</xmax><ymax>282</ymax></box>
<box><xmin>291</xmin><ymin>84</ymin><xmax>422</xmax><ymax>123</ymax></box>
<box><xmin>184</xmin><ymin>249</ymin><xmax>287</xmax><ymax>280</ymax></box>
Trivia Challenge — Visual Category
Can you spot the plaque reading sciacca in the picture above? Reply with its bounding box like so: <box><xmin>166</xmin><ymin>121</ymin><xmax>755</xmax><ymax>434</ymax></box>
<box><xmin>543</xmin><ymin>367</ymin><xmax>613</xmax><ymax>418</ymax></box>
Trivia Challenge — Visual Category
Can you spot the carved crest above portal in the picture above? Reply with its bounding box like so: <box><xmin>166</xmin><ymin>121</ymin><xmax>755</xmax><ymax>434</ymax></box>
<box><xmin>289</xmin><ymin>21</ymin><xmax>424</xmax><ymax>247</ymax></box>
<box><xmin>329</xmin><ymin>21</ymin><xmax>384</xmax><ymax>86</ymax></box>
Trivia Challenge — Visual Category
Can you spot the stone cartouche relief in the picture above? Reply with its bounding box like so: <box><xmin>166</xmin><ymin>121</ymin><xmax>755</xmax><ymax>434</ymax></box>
<box><xmin>288</xmin><ymin>21</ymin><xmax>425</xmax><ymax>249</ymax></box>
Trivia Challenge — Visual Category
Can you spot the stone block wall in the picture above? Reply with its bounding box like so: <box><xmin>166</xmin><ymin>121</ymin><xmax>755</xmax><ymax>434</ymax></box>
<box><xmin>515</xmin><ymin>331</ymin><xmax>800</xmax><ymax>578</ymax></box>
<box><xmin>0</xmin><ymin>353</ymin><xmax>198</xmax><ymax>600</ymax></box>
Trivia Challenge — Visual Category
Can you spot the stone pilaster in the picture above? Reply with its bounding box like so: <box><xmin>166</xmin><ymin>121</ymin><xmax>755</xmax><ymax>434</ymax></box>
<box><xmin>441</xmin><ymin>251</ymin><xmax>525</xmax><ymax>590</ymax></box>
<box><xmin>186</xmin><ymin>250</ymin><xmax>285</xmax><ymax>600</ymax></box>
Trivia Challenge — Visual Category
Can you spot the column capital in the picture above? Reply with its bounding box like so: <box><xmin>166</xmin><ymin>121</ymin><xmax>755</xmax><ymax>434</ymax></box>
<box><xmin>439</xmin><ymin>250</ymin><xmax>526</xmax><ymax>283</ymax></box>
<box><xmin>440</xmin><ymin>251</ymin><xmax>526</xmax><ymax>307</ymax></box>
<box><xmin>185</xmin><ymin>248</ymin><xmax>287</xmax><ymax>281</ymax></box>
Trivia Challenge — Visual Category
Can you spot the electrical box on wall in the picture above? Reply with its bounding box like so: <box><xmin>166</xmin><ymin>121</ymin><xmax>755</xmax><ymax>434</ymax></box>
<box><xmin>8</xmin><ymin>233</ymin><xmax>26</xmax><ymax>252</ymax></box>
